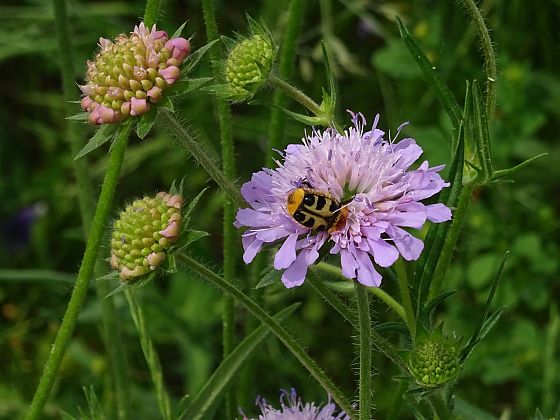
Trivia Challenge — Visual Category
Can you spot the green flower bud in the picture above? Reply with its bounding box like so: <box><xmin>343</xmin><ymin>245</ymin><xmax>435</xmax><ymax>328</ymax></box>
<box><xmin>225</xmin><ymin>34</ymin><xmax>274</xmax><ymax>100</ymax></box>
<box><xmin>110</xmin><ymin>192</ymin><xmax>183</xmax><ymax>281</ymax></box>
<box><xmin>408</xmin><ymin>334</ymin><xmax>460</xmax><ymax>387</ymax></box>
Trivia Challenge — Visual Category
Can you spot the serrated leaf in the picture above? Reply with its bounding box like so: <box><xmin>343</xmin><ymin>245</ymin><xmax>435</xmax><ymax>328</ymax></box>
<box><xmin>74</xmin><ymin>124</ymin><xmax>118</xmax><ymax>160</ymax></box>
<box><xmin>171</xmin><ymin>21</ymin><xmax>188</xmax><ymax>39</ymax></box>
<box><xmin>183</xmin><ymin>39</ymin><xmax>220</xmax><ymax>74</ymax></box>
<box><xmin>136</xmin><ymin>108</ymin><xmax>157</xmax><ymax>139</ymax></box>
<box><xmin>179</xmin><ymin>303</ymin><xmax>300</xmax><ymax>420</ymax></box>
<box><xmin>67</xmin><ymin>112</ymin><xmax>89</xmax><ymax>121</ymax></box>
<box><xmin>256</xmin><ymin>269</ymin><xmax>282</xmax><ymax>289</ymax></box>
<box><xmin>396</xmin><ymin>17</ymin><xmax>462</xmax><ymax>132</ymax></box>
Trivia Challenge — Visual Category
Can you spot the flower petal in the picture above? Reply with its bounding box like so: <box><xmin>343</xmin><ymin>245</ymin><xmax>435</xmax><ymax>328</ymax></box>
<box><xmin>274</xmin><ymin>233</ymin><xmax>298</xmax><ymax>269</ymax></box>
<box><xmin>426</xmin><ymin>203</ymin><xmax>452</xmax><ymax>222</ymax></box>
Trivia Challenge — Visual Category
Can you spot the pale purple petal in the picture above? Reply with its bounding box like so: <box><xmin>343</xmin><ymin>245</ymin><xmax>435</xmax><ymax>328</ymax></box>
<box><xmin>426</xmin><ymin>203</ymin><xmax>452</xmax><ymax>222</ymax></box>
<box><xmin>274</xmin><ymin>233</ymin><xmax>298</xmax><ymax>269</ymax></box>
<box><xmin>242</xmin><ymin>235</ymin><xmax>263</xmax><ymax>264</ymax></box>
<box><xmin>368</xmin><ymin>238</ymin><xmax>399</xmax><ymax>267</ymax></box>
<box><xmin>355</xmin><ymin>250</ymin><xmax>382</xmax><ymax>287</ymax></box>
<box><xmin>387</xmin><ymin>226</ymin><xmax>424</xmax><ymax>261</ymax></box>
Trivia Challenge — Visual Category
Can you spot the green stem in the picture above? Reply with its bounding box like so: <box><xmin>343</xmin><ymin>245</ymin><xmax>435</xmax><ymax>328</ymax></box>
<box><xmin>268</xmin><ymin>74</ymin><xmax>324</xmax><ymax>118</ymax></box>
<box><xmin>267</xmin><ymin>0</ymin><xmax>306</xmax><ymax>166</ymax></box>
<box><xmin>462</xmin><ymin>0</ymin><xmax>497</xmax><ymax>120</ymax></box>
<box><xmin>158</xmin><ymin>109</ymin><xmax>245</xmax><ymax>209</ymax></box>
<box><xmin>395</xmin><ymin>258</ymin><xmax>416</xmax><ymax>342</ymax></box>
<box><xmin>200</xmin><ymin>1</ymin><xmax>237</xmax><ymax>416</ymax></box>
<box><xmin>53</xmin><ymin>1</ymin><xmax>130</xmax><ymax>416</ymax></box>
<box><xmin>315</xmin><ymin>262</ymin><xmax>406</xmax><ymax>322</ymax></box>
<box><xmin>177</xmin><ymin>253</ymin><xmax>357</xmax><ymax>419</ymax></box>
<box><xmin>429</xmin><ymin>185</ymin><xmax>474</xmax><ymax>300</ymax></box>
<box><xmin>142</xmin><ymin>0</ymin><xmax>160</xmax><ymax>27</ymax></box>
<box><xmin>307</xmin><ymin>269</ymin><xmax>355</xmax><ymax>325</ymax></box>
<box><xmin>355</xmin><ymin>283</ymin><xmax>372</xmax><ymax>420</ymax></box>
<box><xmin>125</xmin><ymin>290</ymin><xmax>173</xmax><ymax>420</ymax></box>
<box><xmin>26</xmin><ymin>121</ymin><xmax>131</xmax><ymax>420</ymax></box>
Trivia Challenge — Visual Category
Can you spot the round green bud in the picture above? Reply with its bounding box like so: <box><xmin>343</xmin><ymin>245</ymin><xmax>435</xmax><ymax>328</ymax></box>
<box><xmin>408</xmin><ymin>336</ymin><xmax>460</xmax><ymax>387</ymax></box>
<box><xmin>110</xmin><ymin>192</ymin><xmax>183</xmax><ymax>281</ymax></box>
<box><xmin>225</xmin><ymin>35</ymin><xmax>274</xmax><ymax>99</ymax></box>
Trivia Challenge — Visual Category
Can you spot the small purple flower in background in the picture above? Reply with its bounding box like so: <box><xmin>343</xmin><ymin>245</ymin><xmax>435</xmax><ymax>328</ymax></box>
<box><xmin>235</xmin><ymin>112</ymin><xmax>451</xmax><ymax>288</ymax></box>
<box><xmin>80</xmin><ymin>23</ymin><xmax>190</xmax><ymax>124</ymax></box>
<box><xmin>241</xmin><ymin>388</ymin><xmax>350</xmax><ymax>420</ymax></box>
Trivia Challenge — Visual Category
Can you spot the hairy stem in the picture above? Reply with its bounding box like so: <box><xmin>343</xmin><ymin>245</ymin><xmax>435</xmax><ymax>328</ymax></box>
<box><xmin>462</xmin><ymin>0</ymin><xmax>497</xmax><ymax>119</ymax></box>
<box><xmin>355</xmin><ymin>283</ymin><xmax>372</xmax><ymax>420</ymax></box>
<box><xmin>268</xmin><ymin>74</ymin><xmax>324</xmax><ymax>117</ymax></box>
<box><xmin>53</xmin><ymin>1</ymin><xmax>130</xmax><ymax>417</ymax></box>
<box><xmin>177</xmin><ymin>253</ymin><xmax>357</xmax><ymax>419</ymax></box>
<box><xmin>200</xmin><ymin>1</ymin><xmax>237</xmax><ymax>415</ymax></box>
<box><xmin>395</xmin><ymin>258</ymin><xmax>416</xmax><ymax>342</ymax></box>
<box><xmin>267</xmin><ymin>0</ymin><xmax>306</xmax><ymax>165</ymax></box>
<box><xmin>125</xmin><ymin>290</ymin><xmax>173</xmax><ymax>420</ymax></box>
<box><xmin>26</xmin><ymin>121</ymin><xmax>131</xmax><ymax>420</ymax></box>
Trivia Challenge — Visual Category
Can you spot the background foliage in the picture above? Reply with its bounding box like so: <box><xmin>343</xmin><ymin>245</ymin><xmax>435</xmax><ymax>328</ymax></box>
<box><xmin>0</xmin><ymin>0</ymin><xmax>558</xmax><ymax>418</ymax></box>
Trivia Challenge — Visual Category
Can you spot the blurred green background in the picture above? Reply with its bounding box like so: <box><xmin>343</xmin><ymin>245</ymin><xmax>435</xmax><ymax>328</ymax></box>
<box><xmin>0</xmin><ymin>0</ymin><xmax>559</xmax><ymax>418</ymax></box>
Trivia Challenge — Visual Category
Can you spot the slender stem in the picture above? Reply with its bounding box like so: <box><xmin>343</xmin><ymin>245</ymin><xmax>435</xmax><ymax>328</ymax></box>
<box><xmin>462</xmin><ymin>0</ymin><xmax>497</xmax><ymax>119</ymax></box>
<box><xmin>307</xmin><ymin>269</ymin><xmax>355</xmax><ymax>325</ymax></box>
<box><xmin>395</xmin><ymin>258</ymin><xmax>416</xmax><ymax>342</ymax></box>
<box><xmin>315</xmin><ymin>262</ymin><xmax>406</xmax><ymax>322</ymax></box>
<box><xmin>26</xmin><ymin>121</ymin><xmax>131</xmax><ymax>420</ymax></box>
<box><xmin>158</xmin><ymin>109</ymin><xmax>245</xmax><ymax>209</ymax></box>
<box><xmin>142</xmin><ymin>0</ymin><xmax>160</xmax><ymax>27</ymax></box>
<box><xmin>355</xmin><ymin>283</ymin><xmax>372</xmax><ymax>420</ymax></box>
<box><xmin>177</xmin><ymin>253</ymin><xmax>357</xmax><ymax>419</ymax></box>
<box><xmin>268</xmin><ymin>74</ymin><xmax>324</xmax><ymax>117</ymax></box>
<box><xmin>267</xmin><ymin>0</ymin><xmax>306</xmax><ymax>165</ymax></box>
<box><xmin>53</xmin><ymin>2</ymin><xmax>131</xmax><ymax>417</ymax></box>
<box><xmin>125</xmin><ymin>290</ymin><xmax>173</xmax><ymax>420</ymax></box>
<box><xmin>428</xmin><ymin>392</ymin><xmax>454</xmax><ymax>420</ymax></box>
<box><xmin>200</xmin><ymin>1</ymin><xmax>237</xmax><ymax>416</ymax></box>
<box><xmin>429</xmin><ymin>185</ymin><xmax>474</xmax><ymax>300</ymax></box>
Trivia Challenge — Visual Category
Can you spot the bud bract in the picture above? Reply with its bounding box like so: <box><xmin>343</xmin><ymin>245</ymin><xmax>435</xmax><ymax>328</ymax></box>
<box><xmin>110</xmin><ymin>192</ymin><xmax>183</xmax><ymax>281</ymax></box>
<box><xmin>80</xmin><ymin>23</ymin><xmax>191</xmax><ymax>124</ymax></box>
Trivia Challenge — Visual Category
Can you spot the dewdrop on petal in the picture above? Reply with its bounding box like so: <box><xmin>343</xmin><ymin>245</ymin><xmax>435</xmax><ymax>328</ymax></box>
<box><xmin>225</xmin><ymin>34</ymin><xmax>274</xmax><ymax>101</ymax></box>
<box><xmin>80</xmin><ymin>23</ymin><xmax>190</xmax><ymax>124</ymax></box>
<box><xmin>110</xmin><ymin>192</ymin><xmax>183</xmax><ymax>281</ymax></box>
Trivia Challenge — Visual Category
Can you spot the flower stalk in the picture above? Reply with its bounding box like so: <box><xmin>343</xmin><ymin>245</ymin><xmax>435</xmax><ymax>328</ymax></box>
<box><xmin>355</xmin><ymin>283</ymin><xmax>372</xmax><ymax>420</ymax></box>
<box><xmin>395</xmin><ymin>258</ymin><xmax>416</xmax><ymax>342</ymax></box>
<box><xmin>26</xmin><ymin>120</ymin><xmax>132</xmax><ymax>420</ymax></box>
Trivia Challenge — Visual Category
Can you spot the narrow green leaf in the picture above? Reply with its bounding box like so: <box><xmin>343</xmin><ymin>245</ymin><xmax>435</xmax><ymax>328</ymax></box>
<box><xmin>179</xmin><ymin>304</ymin><xmax>300</xmax><ymax>420</ymax></box>
<box><xmin>136</xmin><ymin>108</ymin><xmax>158</xmax><ymax>139</ymax></box>
<box><xmin>74</xmin><ymin>124</ymin><xmax>118</xmax><ymax>160</ymax></box>
<box><xmin>96</xmin><ymin>271</ymin><xmax>120</xmax><ymax>282</ymax></box>
<box><xmin>321</xmin><ymin>41</ymin><xmax>337</xmax><ymax>108</ymax></box>
<box><xmin>396</xmin><ymin>17</ymin><xmax>462</xmax><ymax>131</ymax></box>
<box><xmin>471</xmin><ymin>81</ymin><xmax>493</xmax><ymax>180</ymax></box>
<box><xmin>183</xmin><ymin>39</ymin><xmax>220</xmax><ymax>74</ymax></box>
<box><xmin>415</xmin><ymin>126</ymin><xmax>464</xmax><ymax>318</ymax></box>
<box><xmin>66</xmin><ymin>112</ymin><xmax>89</xmax><ymax>121</ymax></box>
<box><xmin>460</xmin><ymin>252</ymin><xmax>508</xmax><ymax>361</ymax></box>
<box><xmin>419</xmin><ymin>290</ymin><xmax>456</xmax><ymax>328</ymax></box>
<box><xmin>182</xmin><ymin>188</ymin><xmax>208</xmax><ymax>226</ymax></box>
<box><xmin>179</xmin><ymin>230</ymin><xmax>210</xmax><ymax>249</ymax></box>
<box><xmin>166</xmin><ymin>77</ymin><xmax>213</xmax><ymax>97</ymax></box>
<box><xmin>256</xmin><ymin>268</ymin><xmax>282</xmax><ymax>289</ymax></box>
<box><xmin>171</xmin><ymin>21</ymin><xmax>188</xmax><ymax>39</ymax></box>
<box><xmin>491</xmin><ymin>153</ymin><xmax>548</xmax><ymax>181</ymax></box>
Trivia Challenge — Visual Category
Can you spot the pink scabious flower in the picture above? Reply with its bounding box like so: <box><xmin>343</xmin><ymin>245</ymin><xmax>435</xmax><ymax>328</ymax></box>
<box><xmin>235</xmin><ymin>112</ymin><xmax>452</xmax><ymax>288</ymax></box>
<box><xmin>241</xmin><ymin>389</ymin><xmax>350</xmax><ymax>420</ymax></box>
<box><xmin>80</xmin><ymin>22</ymin><xmax>191</xmax><ymax>124</ymax></box>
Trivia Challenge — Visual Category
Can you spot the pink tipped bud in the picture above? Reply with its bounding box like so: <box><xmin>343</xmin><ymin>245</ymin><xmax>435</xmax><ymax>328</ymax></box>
<box><xmin>99</xmin><ymin>105</ymin><xmax>117</xmax><ymax>123</ymax></box>
<box><xmin>81</xmin><ymin>96</ymin><xmax>94</xmax><ymax>111</ymax></box>
<box><xmin>110</xmin><ymin>253</ymin><xmax>119</xmax><ymax>269</ymax></box>
<box><xmin>159</xmin><ymin>221</ymin><xmax>179</xmax><ymax>239</ymax></box>
<box><xmin>165</xmin><ymin>37</ymin><xmax>190</xmax><ymax>61</ymax></box>
<box><xmin>147</xmin><ymin>86</ymin><xmax>162</xmax><ymax>101</ymax></box>
<box><xmin>130</xmin><ymin>97</ymin><xmax>149</xmax><ymax>116</ymax></box>
<box><xmin>166</xmin><ymin>194</ymin><xmax>183</xmax><ymax>209</ymax></box>
<box><xmin>159</xmin><ymin>66</ymin><xmax>180</xmax><ymax>84</ymax></box>
<box><xmin>147</xmin><ymin>252</ymin><xmax>166</xmax><ymax>269</ymax></box>
<box><xmin>88</xmin><ymin>107</ymin><xmax>102</xmax><ymax>124</ymax></box>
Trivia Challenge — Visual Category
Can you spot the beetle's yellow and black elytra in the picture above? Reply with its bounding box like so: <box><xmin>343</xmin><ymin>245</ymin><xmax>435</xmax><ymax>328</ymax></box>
<box><xmin>286</xmin><ymin>187</ymin><xmax>348</xmax><ymax>232</ymax></box>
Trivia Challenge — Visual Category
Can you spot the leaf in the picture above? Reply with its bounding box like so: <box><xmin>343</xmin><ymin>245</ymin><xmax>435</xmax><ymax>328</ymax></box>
<box><xmin>74</xmin><ymin>124</ymin><xmax>118</xmax><ymax>160</ymax></box>
<box><xmin>491</xmin><ymin>153</ymin><xmax>548</xmax><ymax>181</ymax></box>
<box><xmin>414</xmin><ymin>125</ymin><xmax>464</xmax><ymax>319</ymax></box>
<box><xmin>220</xmin><ymin>35</ymin><xmax>236</xmax><ymax>51</ymax></box>
<box><xmin>183</xmin><ymin>39</ymin><xmax>220</xmax><ymax>74</ymax></box>
<box><xmin>179</xmin><ymin>304</ymin><xmax>300</xmax><ymax>420</ymax></box>
<box><xmin>396</xmin><ymin>17</ymin><xmax>462</xmax><ymax>132</ymax></box>
<box><xmin>171</xmin><ymin>21</ymin><xmax>188</xmax><ymax>39</ymax></box>
<box><xmin>460</xmin><ymin>252</ymin><xmax>509</xmax><ymax>362</ymax></box>
<box><xmin>183</xmin><ymin>188</ymin><xmax>209</xmax><ymax>226</ymax></box>
<box><xmin>256</xmin><ymin>268</ymin><xmax>282</xmax><ymax>289</ymax></box>
<box><xmin>419</xmin><ymin>290</ymin><xmax>456</xmax><ymax>327</ymax></box>
<box><xmin>136</xmin><ymin>108</ymin><xmax>157</xmax><ymax>139</ymax></box>
<box><xmin>471</xmin><ymin>81</ymin><xmax>493</xmax><ymax>181</ymax></box>
<box><xmin>176</xmin><ymin>230</ymin><xmax>210</xmax><ymax>250</ymax></box>
<box><xmin>160</xmin><ymin>97</ymin><xmax>175</xmax><ymax>112</ymax></box>
<box><xmin>321</xmin><ymin>41</ymin><xmax>337</xmax><ymax>108</ymax></box>
<box><xmin>454</xmin><ymin>397</ymin><xmax>497</xmax><ymax>420</ymax></box>
<box><xmin>66</xmin><ymin>112</ymin><xmax>89</xmax><ymax>121</ymax></box>
<box><xmin>96</xmin><ymin>271</ymin><xmax>120</xmax><ymax>282</ymax></box>
<box><xmin>167</xmin><ymin>77</ymin><xmax>213</xmax><ymax>97</ymax></box>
